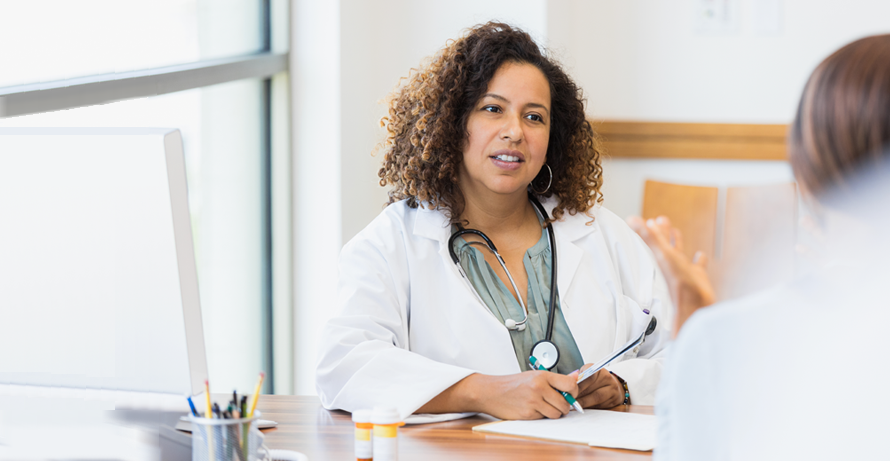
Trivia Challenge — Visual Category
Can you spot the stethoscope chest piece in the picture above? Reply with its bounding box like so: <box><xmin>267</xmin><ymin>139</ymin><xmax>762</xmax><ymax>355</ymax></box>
<box><xmin>531</xmin><ymin>339</ymin><xmax>559</xmax><ymax>370</ymax></box>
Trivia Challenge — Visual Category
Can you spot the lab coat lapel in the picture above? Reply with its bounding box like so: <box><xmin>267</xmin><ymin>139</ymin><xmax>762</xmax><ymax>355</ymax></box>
<box><xmin>412</xmin><ymin>206</ymin><xmax>467</xmax><ymax>281</ymax></box>
<box><xmin>546</xmin><ymin>200</ymin><xmax>596</xmax><ymax>305</ymax></box>
<box><xmin>554</xmin><ymin>226</ymin><xmax>583</xmax><ymax>304</ymax></box>
<box><xmin>411</xmin><ymin>206</ymin><xmax>467</xmax><ymax>304</ymax></box>
<box><xmin>412</xmin><ymin>204</ymin><xmax>521</xmax><ymax>373</ymax></box>
<box><xmin>412</xmin><ymin>206</ymin><xmax>501</xmax><ymax>325</ymax></box>
<box><xmin>548</xmin><ymin>203</ymin><xmax>617</xmax><ymax>364</ymax></box>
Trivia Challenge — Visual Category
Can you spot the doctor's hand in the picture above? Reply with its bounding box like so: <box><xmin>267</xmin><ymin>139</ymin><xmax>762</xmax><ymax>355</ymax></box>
<box><xmin>418</xmin><ymin>371</ymin><xmax>579</xmax><ymax>420</ymax></box>
<box><xmin>626</xmin><ymin>215</ymin><xmax>716</xmax><ymax>336</ymax></box>
<box><xmin>575</xmin><ymin>367</ymin><xmax>626</xmax><ymax>409</ymax></box>
<box><xmin>473</xmin><ymin>371</ymin><xmax>580</xmax><ymax>420</ymax></box>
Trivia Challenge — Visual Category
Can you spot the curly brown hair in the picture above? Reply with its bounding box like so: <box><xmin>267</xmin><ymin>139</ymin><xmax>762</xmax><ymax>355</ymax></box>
<box><xmin>376</xmin><ymin>21</ymin><xmax>604</xmax><ymax>224</ymax></box>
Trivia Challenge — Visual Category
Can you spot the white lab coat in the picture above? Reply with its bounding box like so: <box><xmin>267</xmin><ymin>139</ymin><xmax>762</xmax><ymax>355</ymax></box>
<box><xmin>316</xmin><ymin>198</ymin><xmax>673</xmax><ymax>418</ymax></box>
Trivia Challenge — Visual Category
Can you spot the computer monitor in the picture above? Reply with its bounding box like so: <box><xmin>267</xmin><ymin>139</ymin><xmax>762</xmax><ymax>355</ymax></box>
<box><xmin>0</xmin><ymin>128</ymin><xmax>208</xmax><ymax>403</ymax></box>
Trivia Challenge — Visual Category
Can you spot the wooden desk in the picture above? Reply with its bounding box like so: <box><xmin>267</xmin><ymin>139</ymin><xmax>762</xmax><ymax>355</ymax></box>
<box><xmin>257</xmin><ymin>396</ymin><xmax>653</xmax><ymax>460</ymax></box>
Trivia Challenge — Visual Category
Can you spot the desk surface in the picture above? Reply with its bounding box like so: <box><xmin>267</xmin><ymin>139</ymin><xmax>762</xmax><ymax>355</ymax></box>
<box><xmin>257</xmin><ymin>395</ymin><xmax>654</xmax><ymax>460</ymax></box>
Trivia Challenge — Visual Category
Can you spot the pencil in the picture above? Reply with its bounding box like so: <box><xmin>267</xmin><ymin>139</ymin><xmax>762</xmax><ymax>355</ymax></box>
<box><xmin>247</xmin><ymin>372</ymin><xmax>265</xmax><ymax>417</ymax></box>
<box><xmin>204</xmin><ymin>379</ymin><xmax>213</xmax><ymax>419</ymax></box>
<box><xmin>204</xmin><ymin>379</ymin><xmax>215</xmax><ymax>461</ymax></box>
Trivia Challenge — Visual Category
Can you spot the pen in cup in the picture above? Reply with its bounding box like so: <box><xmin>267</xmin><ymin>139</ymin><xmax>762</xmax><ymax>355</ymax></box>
<box><xmin>187</xmin><ymin>374</ymin><xmax>264</xmax><ymax>420</ymax></box>
<box><xmin>187</xmin><ymin>396</ymin><xmax>199</xmax><ymax>417</ymax></box>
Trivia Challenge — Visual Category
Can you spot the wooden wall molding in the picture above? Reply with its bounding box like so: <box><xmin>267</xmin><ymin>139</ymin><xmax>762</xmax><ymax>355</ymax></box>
<box><xmin>593</xmin><ymin>120</ymin><xmax>789</xmax><ymax>161</ymax></box>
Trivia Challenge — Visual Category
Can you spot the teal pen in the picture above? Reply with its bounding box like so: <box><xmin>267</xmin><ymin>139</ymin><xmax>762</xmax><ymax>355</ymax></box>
<box><xmin>529</xmin><ymin>356</ymin><xmax>584</xmax><ymax>414</ymax></box>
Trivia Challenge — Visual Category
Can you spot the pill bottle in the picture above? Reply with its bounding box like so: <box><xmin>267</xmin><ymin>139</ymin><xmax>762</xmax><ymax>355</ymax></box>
<box><xmin>371</xmin><ymin>407</ymin><xmax>404</xmax><ymax>461</ymax></box>
<box><xmin>352</xmin><ymin>409</ymin><xmax>374</xmax><ymax>461</ymax></box>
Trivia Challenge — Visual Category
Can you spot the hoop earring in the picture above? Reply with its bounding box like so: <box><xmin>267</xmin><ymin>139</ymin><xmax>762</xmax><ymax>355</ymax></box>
<box><xmin>530</xmin><ymin>164</ymin><xmax>552</xmax><ymax>195</ymax></box>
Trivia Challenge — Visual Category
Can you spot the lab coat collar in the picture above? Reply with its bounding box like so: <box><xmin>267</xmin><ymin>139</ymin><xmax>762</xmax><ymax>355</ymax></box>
<box><xmin>538</xmin><ymin>195</ymin><xmax>599</xmax><ymax>241</ymax></box>
<box><xmin>413</xmin><ymin>202</ymin><xmax>452</xmax><ymax>242</ymax></box>
<box><xmin>541</xmin><ymin>196</ymin><xmax>600</xmax><ymax>302</ymax></box>
<box><xmin>411</xmin><ymin>197</ymin><xmax>599</xmax><ymax>243</ymax></box>
<box><xmin>412</xmin><ymin>197</ymin><xmax>600</xmax><ymax>303</ymax></box>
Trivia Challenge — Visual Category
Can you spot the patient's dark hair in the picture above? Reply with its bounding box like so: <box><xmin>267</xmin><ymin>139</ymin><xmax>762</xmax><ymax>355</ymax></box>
<box><xmin>375</xmin><ymin>21</ymin><xmax>603</xmax><ymax>224</ymax></box>
<box><xmin>789</xmin><ymin>34</ymin><xmax>890</xmax><ymax>199</ymax></box>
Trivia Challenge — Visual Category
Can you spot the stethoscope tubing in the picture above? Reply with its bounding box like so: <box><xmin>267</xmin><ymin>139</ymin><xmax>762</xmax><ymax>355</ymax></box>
<box><xmin>448</xmin><ymin>194</ymin><xmax>561</xmax><ymax>369</ymax></box>
<box><xmin>529</xmin><ymin>195</ymin><xmax>559</xmax><ymax>343</ymax></box>
<box><xmin>449</xmin><ymin>229</ymin><xmax>532</xmax><ymax>330</ymax></box>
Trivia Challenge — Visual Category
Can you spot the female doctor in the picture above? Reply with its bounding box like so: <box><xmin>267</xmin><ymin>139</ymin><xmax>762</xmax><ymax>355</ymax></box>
<box><xmin>316</xmin><ymin>22</ymin><xmax>672</xmax><ymax>420</ymax></box>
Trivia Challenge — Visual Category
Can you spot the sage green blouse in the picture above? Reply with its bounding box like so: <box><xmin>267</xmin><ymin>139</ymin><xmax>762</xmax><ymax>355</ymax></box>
<box><xmin>453</xmin><ymin>225</ymin><xmax>585</xmax><ymax>374</ymax></box>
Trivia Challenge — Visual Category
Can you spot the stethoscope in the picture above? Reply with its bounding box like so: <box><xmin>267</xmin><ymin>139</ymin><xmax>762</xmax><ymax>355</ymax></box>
<box><xmin>448</xmin><ymin>193</ymin><xmax>562</xmax><ymax>370</ymax></box>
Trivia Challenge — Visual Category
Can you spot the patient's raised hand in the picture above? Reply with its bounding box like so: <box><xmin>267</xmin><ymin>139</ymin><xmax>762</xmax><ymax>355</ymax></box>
<box><xmin>626</xmin><ymin>216</ymin><xmax>715</xmax><ymax>336</ymax></box>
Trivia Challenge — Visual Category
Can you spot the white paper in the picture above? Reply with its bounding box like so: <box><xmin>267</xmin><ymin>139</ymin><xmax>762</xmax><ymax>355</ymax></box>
<box><xmin>473</xmin><ymin>410</ymin><xmax>656</xmax><ymax>451</ymax></box>
<box><xmin>404</xmin><ymin>412</ymin><xmax>477</xmax><ymax>425</ymax></box>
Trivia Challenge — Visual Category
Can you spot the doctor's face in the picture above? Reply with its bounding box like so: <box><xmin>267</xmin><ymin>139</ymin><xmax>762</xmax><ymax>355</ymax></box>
<box><xmin>458</xmin><ymin>61</ymin><xmax>551</xmax><ymax>200</ymax></box>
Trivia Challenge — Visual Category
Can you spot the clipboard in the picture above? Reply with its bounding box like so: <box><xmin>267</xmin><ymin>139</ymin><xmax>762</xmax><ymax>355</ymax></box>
<box><xmin>576</xmin><ymin>316</ymin><xmax>657</xmax><ymax>384</ymax></box>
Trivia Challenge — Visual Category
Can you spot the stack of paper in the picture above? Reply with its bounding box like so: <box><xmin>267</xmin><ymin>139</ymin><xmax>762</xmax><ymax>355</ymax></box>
<box><xmin>473</xmin><ymin>410</ymin><xmax>656</xmax><ymax>451</ymax></box>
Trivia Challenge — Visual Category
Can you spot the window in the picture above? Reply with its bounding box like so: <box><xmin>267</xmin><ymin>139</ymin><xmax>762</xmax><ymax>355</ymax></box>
<box><xmin>0</xmin><ymin>1</ymin><xmax>291</xmax><ymax>394</ymax></box>
<box><xmin>0</xmin><ymin>1</ymin><xmax>264</xmax><ymax>87</ymax></box>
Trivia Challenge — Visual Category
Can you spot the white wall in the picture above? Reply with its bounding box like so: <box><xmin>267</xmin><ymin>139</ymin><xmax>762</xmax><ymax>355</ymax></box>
<box><xmin>546</xmin><ymin>0</ymin><xmax>890</xmax><ymax>219</ymax></box>
<box><xmin>547</xmin><ymin>0</ymin><xmax>890</xmax><ymax>123</ymax></box>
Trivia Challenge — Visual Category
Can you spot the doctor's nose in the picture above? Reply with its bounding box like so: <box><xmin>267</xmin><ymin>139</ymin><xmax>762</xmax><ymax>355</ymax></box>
<box><xmin>500</xmin><ymin>117</ymin><xmax>524</xmax><ymax>143</ymax></box>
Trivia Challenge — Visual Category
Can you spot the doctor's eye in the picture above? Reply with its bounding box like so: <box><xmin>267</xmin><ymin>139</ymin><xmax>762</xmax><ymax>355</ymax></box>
<box><xmin>482</xmin><ymin>105</ymin><xmax>502</xmax><ymax>114</ymax></box>
<box><xmin>525</xmin><ymin>113</ymin><xmax>544</xmax><ymax>123</ymax></box>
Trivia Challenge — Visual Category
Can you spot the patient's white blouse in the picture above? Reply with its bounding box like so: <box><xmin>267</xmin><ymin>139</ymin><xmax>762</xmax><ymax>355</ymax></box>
<box><xmin>655</xmin><ymin>264</ymin><xmax>890</xmax><ymax>460</ymax></box>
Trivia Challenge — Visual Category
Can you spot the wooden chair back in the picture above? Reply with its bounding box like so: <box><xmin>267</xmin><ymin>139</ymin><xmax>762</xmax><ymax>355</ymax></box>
<box><xmin>642</xmin><ymin>180</ymin><xmax>797</xmax><ymax>301</ymax></box>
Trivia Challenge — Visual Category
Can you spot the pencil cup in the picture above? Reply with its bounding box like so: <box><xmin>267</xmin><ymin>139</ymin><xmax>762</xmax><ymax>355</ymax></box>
<box><xmin>189</xmin><ymin>411</ymin><xmax>271</xmax><ymax>461</ymax></box>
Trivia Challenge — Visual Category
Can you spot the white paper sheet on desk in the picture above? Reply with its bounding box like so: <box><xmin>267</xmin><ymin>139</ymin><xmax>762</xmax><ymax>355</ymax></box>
<box><xmin>404</xmin><ymin>412</ymin><xmax>477</xmax><ymax>425</ymax></box>
<box><xmin>472</xmin><ymin>410</ymin><xmax>656</xmax><ymax>451</ymax></box>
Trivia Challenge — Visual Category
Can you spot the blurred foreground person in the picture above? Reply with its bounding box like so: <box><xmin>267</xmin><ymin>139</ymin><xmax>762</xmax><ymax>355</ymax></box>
<box><xmin>631</xmin><ymin>35</ymin><xmax>890</xmax><ymax>460</ymax></box>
